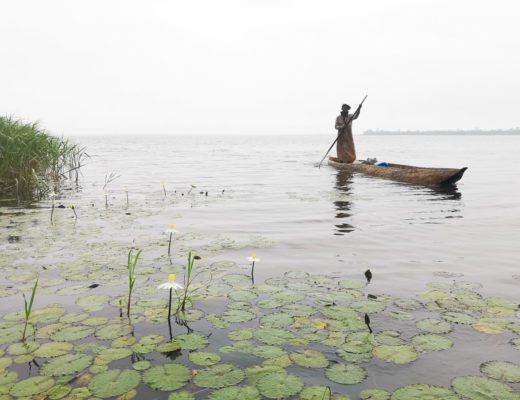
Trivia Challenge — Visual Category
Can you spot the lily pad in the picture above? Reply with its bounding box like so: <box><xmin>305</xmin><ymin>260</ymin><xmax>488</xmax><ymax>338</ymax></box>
<box><xmin>256</xmin><ymin>371</ymin><xmax>304</xmax><ymax>399</ymax></box>
<box><xmin>473</xmin><ymin>318</ymin><xmax>508</xmax><ymax>335</ymax></box>
<box><xmin>51</xmin><ymin>326</ymin><xmax>94</xmax><ymax>341</ymax></box>
<box><xmin>189</xmin><ymin>351</ymin><xmax>221</xmax><ymax>366</ymax></box>
<box><xmin>173</xmin><ymin>334</ymin><xmax>209</xmax><ymax>350</ymax></box>
<box><xmin>88</xmin><ymin>369</ymin><xmax>140</xmax><ymax>398</ymax></box>
<box><xmin>228</xmin><ymin>329</ymin><xmax>254</xmax><ymax>341</ymax></box>
<box><xmin>222</xmin><ymin>310</ymin><xmax>256</xmax><ymax>323</ymax></box>
<box><xmin>133</xmin><ymin>361</ymin><xmax>151</xmax><ymax>371</ymax></box>
<box><xmin>76</xmin><ymin>294</ymin><xmax>111</xmax><ymax>312</ymax></box>
<box><xmin>290</xmin><ymin>349</ymin><xmax>329</xmax><ymax>368</ymax></box>
<box><xmin>194</xmin><ymin>364</ymin><xmax>245</xmax><ymax>389</ymax></box>
<box><xmin>143</xmin><ymin>364</ymin><xmax>191</xmax><ymax>391</ymax></box>
<box><xmin>299</xmin><ymin>386</ymin><xmax>334</xmax><ymax>400</ymax></box>
<box><xmin>373</xmin><ymin>345</ymin><xmax>418</xmax><ymax>365</ymax></box>
<box><xmin>41</xmin><ymin>353</ymin><xmax>93</xmax><ymax>376</ymax></box>
<box><xmin>416</xmin><ymin>318</ymin><xmax>452</xmax><ymax>334</ymax></box>
<box><xmin>95</xmin><ymin>348</ymin><xmax>133</xmax><ymax>365</ymax></box>
<box><xmin>260</xmin><ymin>313</ymin><xmax>294</xmax><ymax>328</ymax></box>
<box><xmin>10</xmin><ymin>376</ymin><xmax>55</xmax><ymax>397</ymax></box>
<box><xmin>452</xmin><ymin>375</ymin><xmax>520</xmax><ymax>400</ymax></box>
<box><xmin>325</xmin><ymin>363</ymin><xmax>366</xmax><ymax>385</ymax></box>
<box><xmin>411</xmin><ymin>334</ymin><xmax>453</xmax><ymax>351</ymax></box>
<box><xmin>442</xmin><ymin>311</ymin><xmax>477</xmax><ymax>325</ymax></box>
<box><xmin>360</xmin><ymin>389</ymin><xmax>391</xmax><ymax>399</ymax></box>
<box><xmin>480</xmin><ymin>360</ymin><xmax>520</xmax><ymax>383</ymax></box>
<box><xmin>255</xmin><ymin>328</ymin><xmax>294</xmax><ymax>346</ymax></box>
<box><xmin>169</xmin><ymin>391</ymin><xmax>195</xmax><ymax>400</ymax></box>
<box><xmin>208</xmin><ymin>385</ymin><xmax>261</xmax><ymax>400</ymax></box>
<box><xmin>338</xmin><ymin>279</ymin><xmax>366</xmax><ymax>289</ymax></box>
<box><xmin>391</xmin><ymin>384</ymin><xmax>459</xmax><ymax>399</ymax></box>
<box><xmin>252</xmin><ymin>345</ymin><xmax>287</xmax><ymax>359</ymax></box>
<box><xmin>7</xmin><ymin>341</ymin><xmax>39</xmax><ymax>355</ymax></box>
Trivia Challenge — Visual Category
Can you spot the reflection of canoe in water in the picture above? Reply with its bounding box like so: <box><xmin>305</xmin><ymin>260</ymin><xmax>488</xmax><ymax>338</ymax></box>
<box><xmin>328</xmin><ymin>157</ymin><xmax>467</xmax><ymax>186</ymax></box>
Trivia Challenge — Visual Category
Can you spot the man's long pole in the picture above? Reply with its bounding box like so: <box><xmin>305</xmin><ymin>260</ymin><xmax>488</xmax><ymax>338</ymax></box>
<box><xmin>317</xmin><ymin>95</ymin><xmax>367</xmax><ymax>168</ymax></box>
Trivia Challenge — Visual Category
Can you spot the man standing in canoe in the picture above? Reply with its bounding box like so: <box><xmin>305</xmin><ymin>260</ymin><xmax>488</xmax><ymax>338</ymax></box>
<box><xmin>335</xmin><ymin>103</ymin><xmax>361</xmax><ymax>163</ymax></box>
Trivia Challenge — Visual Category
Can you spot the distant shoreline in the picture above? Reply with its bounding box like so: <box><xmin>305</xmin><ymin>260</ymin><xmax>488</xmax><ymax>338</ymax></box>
<box><xmin>364</xmin><ymin>129</ymin><xmax>520</xmax><ymax>135</ymax></box>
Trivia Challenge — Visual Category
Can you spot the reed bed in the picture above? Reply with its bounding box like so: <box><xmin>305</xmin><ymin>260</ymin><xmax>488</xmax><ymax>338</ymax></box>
<box><xmin>0</xmin><ymin>116</ymin><xmax>88</xmax><ymax>198</ymax></box>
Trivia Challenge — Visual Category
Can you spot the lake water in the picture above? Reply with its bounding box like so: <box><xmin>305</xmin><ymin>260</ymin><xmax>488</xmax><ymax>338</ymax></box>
<box><xmin>76</xmin><ymin>134</ymin><xmax>519</xmax><ymax>294</ymax></box>
<box><xmin>1</xmin><ymin>134</ymin><xmax>519</xmax><ymax>399</ymax></box>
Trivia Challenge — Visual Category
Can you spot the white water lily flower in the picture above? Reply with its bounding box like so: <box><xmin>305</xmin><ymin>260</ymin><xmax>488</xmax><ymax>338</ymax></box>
<box><xmin>158</xmin><ymin>274</ymin><xmax>183</xmax><ymax>290</ymax></box>
<box><xmin>165</xmin><ymin>224</ymin><xmax>179</xmax><ymax>234</ymax></box>
<box><xmin>247</xmin><ymin>254</ymin><xmax>260</xmax><ymax>263</ymax></box>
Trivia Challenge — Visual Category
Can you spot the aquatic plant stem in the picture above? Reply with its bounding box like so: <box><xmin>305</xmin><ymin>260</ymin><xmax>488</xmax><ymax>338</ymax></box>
<box><xmin>127</xmin><ymin>249</ymin><xmax>142</xmax><ymax>318</ymax></box>
<box><xmin>162</xmin><ymin>183</ymin><xmax>167</xmax><ymax>198</ymax></box>
<box><xmin>251</xmin><ymin>261</ymin><xmax>255</xmax><ymax>284</ymax></box>
<box><xmin>50</xmin><ymin>200</ymin><xmax>55</xmax><ymax>223</ymax></box>
<box><xmin>168</xmin><ymin>288</ymin><xmax>173</xmax><ymax>320</ymax></box>
<box><xmin>22</xmin><ymin>279</ymin><xmax>38</xmax><ymax>342</ymax></box>
<box><xmin>168</xmin><ymin>232</ymin><xmax>173</xmax><ymax>256</ymax></box>
<box><xmin>71</xmin><ymin>205</ymin><xmax>78</xmax><ymax>219</ymax></box>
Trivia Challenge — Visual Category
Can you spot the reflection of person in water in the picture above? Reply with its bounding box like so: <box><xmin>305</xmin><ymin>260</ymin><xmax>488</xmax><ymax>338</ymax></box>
<box><xmin>333</xmin><ymin>171</ymin><xmax>355</xmax><ymax>235</ymax></box>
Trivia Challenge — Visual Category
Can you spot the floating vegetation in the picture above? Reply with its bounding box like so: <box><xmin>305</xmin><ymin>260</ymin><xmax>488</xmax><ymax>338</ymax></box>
<box><xmin>1</xmin><ymin>206</ymin><xmax>519</xmax><ymax>400</ymax></box>
<box><xmin>21</xmin><ymin>278</ymin><xmax>38</xmax><ymax>342</ymax></box>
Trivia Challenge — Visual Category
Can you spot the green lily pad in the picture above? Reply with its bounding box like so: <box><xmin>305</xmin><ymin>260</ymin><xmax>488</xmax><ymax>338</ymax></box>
<box><xmin>290</xmin><ymin>349</ymin><xmax>329</xmax><ymax>368</ymax></box>
<box><xmin>76</xmin><ymin>294</ymin><xmax>111</xmax><ymax>312</ymax></box>
<box><xmin>208</xmin><ymin>385</ymin><xmax>261</xmax><ymax>400</ymax></box>
<box><xmin>194</xmin><ymin>364</ymin><xmax>245</xmax><ymax>389</ymax></box>
<box><xmin>47</xmin><ymin>384</ymin><xmax>72</xmax><ymax>399</ymax></box>
<box><xmin>260</xmin><ymin>313</ymin><xmax>294</xmax><ymax>328</ymax></box>
<box><xmin>7</xmin><ymin>341</ymin><xmax>39</xmax><ymax>355</ymax></box>
<box><xmin>338</xmin><ymin>279</ymin><xmax>366</xmax><ymax>289</ymax></box>
<box><xmin>394</xmin><ymin>298</ymin><xmax>422</xmax><ymax>311</ymax></box>
<box><xmin>442</xmin><ymin>311</ymin><xmax>477</xmax><ymax>325</ymax></box>
<box><xmin>95</xmin><ymin>348</ymin><xmax>133</xmax><ymax>365</ymax></box>
<box><xmin>373</xmin><ymin>345</ymin><xmax>418</xmax><ymax>365</ymax></box>
<box><xmin>299</xmin><ymin>386</ymin><xmax>333</xmax><ymax>400</ymax></box>
<box><xmin>452</xmin><ymin>375</ymin><xmax>520</xmax><ymax>400</ymax></box>
<box><xmin>256</xmin><ymin>371</ymin><xmax>304</xmax><ymax>399</ymax></box>
<box><xmin>325</xmin><ymin>363</ymin><xmax>366</xmax><ymax>385</ymax></box>
<box><xmin>88</xmin><ymin>369</ymin><xmax>140</xmax><ymax>398</ymax></box>
<box><xmin>411</xmin><ymin>334</ymin><xmax>453</xmax><ymax>351</ymax></box>
<box><xmin>285</xmin><ymin>271</ymin><xmax>310</xmax><ymax>279</ymax></box>
<box><xmin>82</xmin><ymin>317</ymin><xmax>109</xmax><ymax>326</ymax></box>
<box><xmin>222</xmin><ymin>310</ymin><xmax>256</xmax><ymax>323</ymax></box>
<box><xmin>473</xmin><ymin>318</ymin><xmax>508</xmax><ymax>334</ymax></box>
<box><xmin>143</xmin><ymin>364</ymin><xmax>191</xmax><ymax>391</ymax></box>
<box><xmin>228</xmin><ymin>329</ymin><xmax>254</xmax><ymax>341</ymax></box>
<box><xmin>389</xmin><ymin>310</ymin><xmax>415</xmax><ymax>321</ymax></box>
<box><xmin>10</xmin><ymin>376</ymin><xmax>55</xmax><ymax>397</ymax></box>
<box><xmin>168</xmin><ymin>391</ymin><xmax>195</xmax><ymax>400</ymax></box>
<box><xmin>95</xmin><ymin>323</ymin><xmax>133</xmax><ymax>340</ymax></box>
<box><xmin>252</xmin><ymin>345</ymin><xmax>287</xmax><ymax>359</ymax></box>
<box><xmin>416</xmin><ymin>318</ymin><xmax>452</xmax><ymax>334</ymax></box>
<box><xmin>173</xmin><ymin>334</ymin><xmax>209</xmax><ymax>350</ymax></box>
<box><xmin>375</xmin><ymin>331</ymin><xmax>405</xmax><ymax>346</ymax></box>
<box><xmin>189</xmin><ymin>351</ymin><xmax>221</xmax><ymax>366</ymax></box>
<box><xmin>41</xmin><ymin>353</ymin><xmax>93</xmax><ymax>376</ymax></box>
<box><xmin>262</xmin><ymin>354</ymin><xmax>293</xmax><ymax>368</ymax></box>
<box><xmin>50</xmin><ymin>326</ymin><xmax>94</xmax><ymax>341</ymax></box>
<box><xmin>228</xmin><ymin>290</ymin><xmax>257</xmax><ymax>301</ymax></box>
<box><xmin>480</xmin><ymin>361</ymin><xmax>520</xmax><ymax>383</ymax></box>
<box><xmin>255</xmin><ymin>328</ymin><xmax>294</xmax><ymax>346</ymax></box>
<box><xmin>391</xmin><ymin>384</ymin><xmax>459</xmax><ymax>399</ymax></box>
<box><xmin>156</xmin><ymin>340</ymin><xmax>182</xmax><ymax>353</ymax></box>
<box><xmin>282</xmin><ymin>304</ymin><xmax>316</xmax><ymax>317</ymax></box>
<box><xmin>245</xmin><ymin>365</ymin><xmax>286</xmax><ymax>385</ymax></box>
<box><xmin>59</xmin><ymin>312</ymin><xmax>89</xmax><ymax>324</ymax></box>
<box><xmin>360</xmin><ymin>389</ymin><xmax>391</xmax><ymax>399</ymax></box>
<box><xmin>133</xmin><ymin>361</ymin><xmax>151</xmax><ymax>371</ymax></box>
<box><xmin>112</xmin><ymin>336</ymin><xmax>137</xmax><ymax>348</ymax></box>
<box><xmin>351</xmin><ymin>300</ymin><xmax>386</xmax><ymax>313</ymax></box>
<box><xmin>320</xmin><ymin>305</ymin><xmax>358</xmax><ymax>321</ymax></box>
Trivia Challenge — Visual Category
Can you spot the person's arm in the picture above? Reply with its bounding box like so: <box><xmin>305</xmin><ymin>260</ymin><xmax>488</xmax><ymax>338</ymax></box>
<box><xmin>335</xmin><ymin>116</ymin><xmax>345</xmax><ymax>130</ymax></box>
<box><xmin>352</xmin><ymin>106</ymin><xmax>362</xmax><ymax>120</ymax></box>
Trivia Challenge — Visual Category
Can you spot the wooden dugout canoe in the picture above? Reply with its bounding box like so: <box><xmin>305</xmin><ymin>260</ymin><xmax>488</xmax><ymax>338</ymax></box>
<box><xmin>328</xmin><ymin>157</ymin><xmax>467</xmax><ymax>186</ymax></box>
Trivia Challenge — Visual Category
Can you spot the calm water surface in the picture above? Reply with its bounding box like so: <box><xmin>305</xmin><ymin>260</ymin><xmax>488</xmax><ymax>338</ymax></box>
<box><xmin>76</xmin><ymin>134</ymin><xmax>519</xmax><ymax>296</ymax></box>
<box><xmin>1</xmin><ymin>134</ymin><xmax>519</xmax><ymax>398</ymax></box>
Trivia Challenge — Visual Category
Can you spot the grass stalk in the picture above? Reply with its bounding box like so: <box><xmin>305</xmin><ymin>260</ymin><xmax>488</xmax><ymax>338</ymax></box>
<box><xmin>127</xmin><ymin>248</ymin><xmax>142</xmax><ymax>317</ymax></box>
<box><xmin>22</xmin><ymin>279</ymin><xmax>38</xmax><ymax>342</ymax></box>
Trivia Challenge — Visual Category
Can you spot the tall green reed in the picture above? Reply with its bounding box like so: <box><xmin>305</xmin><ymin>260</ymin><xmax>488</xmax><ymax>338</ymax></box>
<box><xmin>0</xmin><ymin>116</ymin><xmax>88</xmax><ymax>198</ymax></box>
<box><xmin>127</xmin><ymin>248</ymin><xmax>142</xmax><ymax>317</ymax></box>
<box><xmin>178</xmin><ymin>252</ymin><xmax>201</xmax><ymax>312</ymax></box>
<box><xmin>22</xmin><ymin>279</ymin><xmax>38</xmax><ymax>342</ymax></box>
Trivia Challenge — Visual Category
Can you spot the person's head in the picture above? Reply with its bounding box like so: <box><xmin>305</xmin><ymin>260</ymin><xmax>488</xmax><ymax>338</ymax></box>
<box><xmin>341</xmin><ymin>104</ymin><xmax>350</xmax><ymax>115</ymax></box>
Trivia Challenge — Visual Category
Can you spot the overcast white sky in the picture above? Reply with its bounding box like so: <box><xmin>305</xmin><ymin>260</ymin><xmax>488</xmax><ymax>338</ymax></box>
<box><xmin>1</xmin><ymin>0</ymin><xmax>519</xmax><ymax>135</ymax></box>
